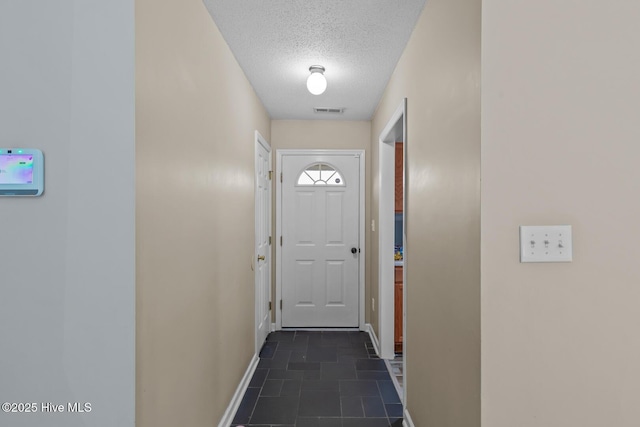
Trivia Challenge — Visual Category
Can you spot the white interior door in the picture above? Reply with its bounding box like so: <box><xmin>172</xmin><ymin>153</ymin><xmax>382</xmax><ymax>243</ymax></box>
<box><xmin>281</xmin><ymin>154</ymin><xmax>360</xmax><ymax>327</ymax></box>
<box><xmin>255</xmin><ymin>132</ymin><xmax>271</xmax><ymax>352</ymax></box>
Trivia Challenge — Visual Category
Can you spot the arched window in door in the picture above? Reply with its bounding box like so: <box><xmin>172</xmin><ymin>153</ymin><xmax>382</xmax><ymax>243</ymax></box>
<box><xmin>296</xmin><ymin>163</ymin><xmax>345</xmax><ymax>186</ymax></box>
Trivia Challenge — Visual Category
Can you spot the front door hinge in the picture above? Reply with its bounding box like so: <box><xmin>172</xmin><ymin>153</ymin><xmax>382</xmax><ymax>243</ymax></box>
<box><xmin>280</xmin><ymin>236</ymin><xmax>283</xmax><ymax>246</ymax></box>
<box><xmin>268</xmin><ymin>171</ymin><xmax>272</xmax><ymax>180</ymax></box>
<box><xmin>280</xmin><ymin>300</ymin><xmax>283</xmax><ymax>310</ymax></box>
<box><xmin>269</xmin><ymin>236</ymin><xmax>272</xmax><ymax>245</ymax></box>
<box><xmin>280</xmin><ymin>172</ymin><xmax>283</xmax><ymax>183</ymax></box>
<box><xmin>269</xmin><ymin>301</ymin><xmax>272</xmax><ymax>311</ymax></box>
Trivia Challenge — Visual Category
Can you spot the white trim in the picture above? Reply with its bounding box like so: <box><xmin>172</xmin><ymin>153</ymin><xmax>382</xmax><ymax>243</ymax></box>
<box><xmin>275</xmin><ymin>149</ymin><xmax>366</xmax><ymax>330</ymax></box>
<box><xmin>275</xmin><ymin>151</ymin><xmax>282</xmax><ymax>329</ymax></box>
<box><xmin>217</xmin><ymin>354</ymin><xmax>260</xmax><ymax>427</ymax></box>
<box><xmin>403</xmin><ymin>408</ymin><xmax>415</xmax><ymax>427</ymax></box>
<box><xmin>271</xmin><ymin>323</ymin><xmax>276</xmax><ymax>332</ymax></box>
<box><xmin>401</xmin><ymin>102</ymin><xmax>408</xmax><ymax>408</ymax></box>
<box><xmin>378</xmin><ymin>99</ymin><xmax>407</xmax><ymax>361</ymax></box>
<box><xmin>254</xmin><ymin>131</ymin><xmax>272</xmax><ymax>355</ymax></box>
<box><xmin>365</xmin><ymin>323</ymin><xmax>381</xmax><ymax>357</ymax></box>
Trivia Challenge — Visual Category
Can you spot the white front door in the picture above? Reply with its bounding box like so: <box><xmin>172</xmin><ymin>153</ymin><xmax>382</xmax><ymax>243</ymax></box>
<box><xmin>281</xmin><ymin>153</ymin><xmax>361</xmax><ymax>327</ymax></box>
<box><xmin>255</xmin><ymin>132</ymin><xmax>271</xmax><ymax>352</ymax></box>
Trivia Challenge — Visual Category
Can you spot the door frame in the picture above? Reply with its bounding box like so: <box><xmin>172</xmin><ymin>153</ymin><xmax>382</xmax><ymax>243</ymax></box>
<box><xmin>378</xmin><ymin>99</ymin><xmax>407</xmax><ymax>364</ymax></box>
<box><xmin>275</xmin><ymin>149</ymin><xmax>366</xmax><ymax>330</ymax></box>
<box><xmin>255</xmin><ymin>131</ymin><xmax>272</xmax><ymax>354</ymax></box>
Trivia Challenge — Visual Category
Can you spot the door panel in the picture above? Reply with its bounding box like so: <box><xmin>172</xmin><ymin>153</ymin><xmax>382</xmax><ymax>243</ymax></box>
<box><xmin>281</xmin><ymin>154</ymin><xmax>360</xmax><ymax>327</ymax></box>
<box><xmin>326</xmin><ymin>261</ymin><xmax>346</xmax><ymax>305</ymax></box>
<box><xmin>326</xmin><ymin>192</ymin><xmax>345</xmax><ymax>243</ymax></box>
<box><xmin>295</xmin><ymin>192</ymin><xmax>314</xmax><ymax>243</ymax></box>
<box><xmin>255</xmin><ymin>136</ymin><xmax>271</xmax><ymax>351</ymax></box>
<box><xmin>294</xmin><ymin>260</ymin><xmax>314</xmax><ymax>304</ymax></box>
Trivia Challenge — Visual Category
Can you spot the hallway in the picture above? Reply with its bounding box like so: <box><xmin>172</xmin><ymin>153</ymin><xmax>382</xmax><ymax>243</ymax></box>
<box><xmin>231</xmin><ymin>331</ymin><xmax>403</xmax><ymax>427</ymax></box>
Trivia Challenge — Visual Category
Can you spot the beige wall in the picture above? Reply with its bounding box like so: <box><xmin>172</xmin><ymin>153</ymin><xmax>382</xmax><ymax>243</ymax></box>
<box><xmin>136</xmin><ymin>0</ymin><xmax>270</xmax><ymax>425</ymax></box>
<box><xmin>371</xmin><ymin>0</ymin><xmax>481</xmax><ymax>425</ymax></box>
<box><xmin>482</xmin><ymin>1</ymin><xmax>640</xmax><ymax>426</ymax></box>
<box><xmin>271</xmin><ymin>120</ymin><xmax>372</xmax><ymax>323</ymax></box>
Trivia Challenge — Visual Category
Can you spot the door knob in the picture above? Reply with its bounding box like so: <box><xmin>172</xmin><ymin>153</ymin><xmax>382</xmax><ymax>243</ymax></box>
<box><xmin>257</xmin><ymin>255</ymin><xmax>266</xmax><ymax>261</ymax></box>
<box><xmin>351</xmin><ymin>247</ymin><xmax>358</xmax><ymax>254</ymax></box>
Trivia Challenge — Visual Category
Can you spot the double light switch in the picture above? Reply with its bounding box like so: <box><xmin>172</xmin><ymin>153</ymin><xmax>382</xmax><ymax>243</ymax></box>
<box><xmin>520</xmin><ymin>225</ymin><xmax>572</xmax><ymax>263</ymax></box>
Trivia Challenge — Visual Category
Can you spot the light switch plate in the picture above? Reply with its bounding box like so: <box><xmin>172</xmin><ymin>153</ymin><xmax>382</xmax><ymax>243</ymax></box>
<box><xmin>520</xmin><ymin>225</ymin><xmax>572</xmax><ymax>263</ymax></box>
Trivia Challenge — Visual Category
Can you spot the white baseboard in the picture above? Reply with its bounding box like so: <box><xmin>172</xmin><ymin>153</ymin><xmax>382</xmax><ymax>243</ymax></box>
<box><xmin>271</xmin><ymin>322</ymin><xmax>276</xmax><ymax>332</ymax></box>
<box><xmin>403</xmin><ymin>408</ymin><xmax>415</xmax><ymax>427</ymax></box>
<box><xmin>365</xmin><ymin>323</ymin><xmax>381</xmax><ymax>357</ymax></box>
<box><xmin>217</xmin><ymin>353</ymin><xmax>260</xmax><ymax>427</ymax></box>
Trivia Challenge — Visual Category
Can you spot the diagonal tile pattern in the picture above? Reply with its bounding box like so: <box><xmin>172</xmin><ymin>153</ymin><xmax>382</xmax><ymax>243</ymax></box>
<box><xmin>231</xmin><ymin>331</ymin><xmax>403</xmax><ymax>427</ymax></box>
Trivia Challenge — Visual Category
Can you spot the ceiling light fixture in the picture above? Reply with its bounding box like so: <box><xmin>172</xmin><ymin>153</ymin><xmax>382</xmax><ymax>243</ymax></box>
<box><xmin>306</xmin><ymin>65</ymin><xmax>327</xmax><ymax>95</ymax></box>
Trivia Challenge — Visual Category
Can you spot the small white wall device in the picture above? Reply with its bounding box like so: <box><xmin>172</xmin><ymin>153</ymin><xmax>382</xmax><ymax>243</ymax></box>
<box><xmin>0</xmin><ymin>148</ymin><xmax>44</xmax><ymax>196</ymax></box>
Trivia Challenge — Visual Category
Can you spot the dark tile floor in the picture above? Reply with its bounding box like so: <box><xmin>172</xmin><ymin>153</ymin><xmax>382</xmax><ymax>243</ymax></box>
<box><xmin>231</xmin><ymin>331</ymin><xmax>403</xmax><ymax>427</ymax></box>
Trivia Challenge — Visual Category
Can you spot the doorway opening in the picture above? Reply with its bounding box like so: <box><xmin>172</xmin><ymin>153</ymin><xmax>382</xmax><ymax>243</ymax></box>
<box><xmin>378</xmin><ymin>99</ymin><xmax>407</xmax><ymax>402</ymax></box>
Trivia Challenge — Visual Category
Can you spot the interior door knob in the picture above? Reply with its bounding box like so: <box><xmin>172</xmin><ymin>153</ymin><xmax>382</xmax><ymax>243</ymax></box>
<box><xmin>257</xmin><ymin>255</ymin><xmax>265</xmax><ymax>261</ymax></box>
<box><xmin>351</xmin><ymin>247</ymin><xmax>358</xmax><ymax>254</ymax></box>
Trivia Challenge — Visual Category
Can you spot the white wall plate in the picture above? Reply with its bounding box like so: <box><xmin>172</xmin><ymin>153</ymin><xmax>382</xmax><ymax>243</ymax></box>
<box><xmin>520</xmin><ymin>225</ymin><xmax>572</xmax><ymax>263</ymax></box>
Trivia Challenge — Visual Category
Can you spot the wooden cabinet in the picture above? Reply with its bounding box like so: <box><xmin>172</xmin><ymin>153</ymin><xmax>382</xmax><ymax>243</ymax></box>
<box><xmin>394</xmin><ymin>143</ymin><xmax>404</xmax><ymax>353</ymax></box>
<box><xmin>395</xmin><ymin>143</ymin><xmax>403</xmax><ymax>213</ymax></box>
<box><xmin>394</xmin><ymin>142</ymin><xmax>404</xmax><ymax>353</ymax></box>
<box><xmin>394</xmin><ymin>265</ymin><xmax>403</xmax><ymax>353</ymax></box>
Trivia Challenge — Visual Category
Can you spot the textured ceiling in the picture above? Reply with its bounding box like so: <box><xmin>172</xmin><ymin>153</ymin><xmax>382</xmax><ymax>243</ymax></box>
<box><xmin>203</xmin><ymin>0</ymin><xmax>427</xmax><ymax>120</ymax></box>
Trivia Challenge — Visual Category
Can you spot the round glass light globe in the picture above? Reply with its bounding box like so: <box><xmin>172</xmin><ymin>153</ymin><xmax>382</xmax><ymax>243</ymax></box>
<box><xmin>306</xmin><ymin>72</ymin><xmax>327</xmax><ymax>95</ymax></box>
